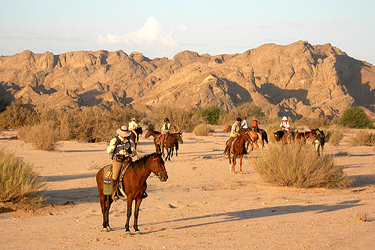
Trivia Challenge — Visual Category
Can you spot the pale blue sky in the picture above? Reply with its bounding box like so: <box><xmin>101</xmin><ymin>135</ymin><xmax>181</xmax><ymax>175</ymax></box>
<box><xmin>1</xmin><ymin>0</ymin><xmax>374</xmax><ymax>64</ymax></box>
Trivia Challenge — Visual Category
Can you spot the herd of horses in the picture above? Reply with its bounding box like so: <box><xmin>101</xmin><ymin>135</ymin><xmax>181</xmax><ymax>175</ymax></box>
<box><xmin>96</xmin><ymin>124</ymin><xmax>325</xmax><ymax>233</ymax></box>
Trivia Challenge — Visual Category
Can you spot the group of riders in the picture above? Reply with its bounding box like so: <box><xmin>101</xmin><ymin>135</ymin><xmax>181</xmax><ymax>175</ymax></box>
<box><xmin>223</xmin><ymin>115</ymin><xmax>291</xmax><ymax>155</ymax></box>
<box><xmin>106</xmin><ymin>117</ymin><xmax>172</xmax><ymax>200</ymax></box>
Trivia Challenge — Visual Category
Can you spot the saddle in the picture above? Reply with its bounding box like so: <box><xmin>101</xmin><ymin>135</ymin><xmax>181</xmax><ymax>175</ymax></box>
<box><xmin>103</xmin><ymin>163</ymin><xmax>130</xmax><ymax>197</ymax></box>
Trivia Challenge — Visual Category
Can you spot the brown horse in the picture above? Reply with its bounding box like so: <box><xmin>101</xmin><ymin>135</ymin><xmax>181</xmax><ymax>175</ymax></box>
<box><xmin>145</xmin><ymin>129</ymin><xmax>162</xmax><ymax>153</ymax></box>
<box><xmin>274</xmin><ymin>130</ymin><xmax>295</xmax><ymax>144</ymax></box>
<box><xmin>96</xmin><ymin>153</ymin><xmax>168</xmax><ymax>233</ymax></box>
<box><xmin>164</xmin><ymin>132</ymin><xmax>183</xmax><ymax>161</ymax></box>
<box><xmin>226</xmin><ymin>129</ymin><xmax>258</xmax><ymax>174</ymax></box>
<box><xmin>129</xmin><ymin>127</ymin><xmax>143</xmax><ymax>150</ymax></box>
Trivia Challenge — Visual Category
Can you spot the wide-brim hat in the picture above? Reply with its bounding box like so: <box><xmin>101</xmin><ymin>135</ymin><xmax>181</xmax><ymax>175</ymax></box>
<box><xmin>282</xmin><ymin>116</ymin><xmax>288</xmax><ymax>121</ymax></box>
<box><xmin>117</xmin><ymin>125</ymin><xmax>131</xmax><ymax>137</ymax></box>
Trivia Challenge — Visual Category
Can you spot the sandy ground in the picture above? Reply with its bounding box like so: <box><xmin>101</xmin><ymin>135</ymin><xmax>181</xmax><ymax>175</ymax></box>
<box><xmin>0</xmin><ymin>127</ymin><xmax>374</xmax><ymax>250</ymax></box>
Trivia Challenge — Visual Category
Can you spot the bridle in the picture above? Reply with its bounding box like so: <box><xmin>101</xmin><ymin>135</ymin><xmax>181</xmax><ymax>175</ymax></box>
<box><xmin>152</xmin><ymin>156</ymin><xmax>167</xmax><ymax>179</ymax></box>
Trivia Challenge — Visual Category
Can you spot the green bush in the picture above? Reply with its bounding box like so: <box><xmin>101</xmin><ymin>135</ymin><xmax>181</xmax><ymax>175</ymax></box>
<box><xmin>338</xmin><ymin>107</ymin><xmax>374</xmax><ymax>129</ymax></box>
<box><xmin>196</xmin><ymin>106</ymin><xmax>224</xmax><ymax>125</ymax></box>
<box><xmin>0</xmin><ymin>149</ymin><xmax>45</xmax><ymax>203</ymax></box>
<box><xmin>193</xmin><ymin>124</ymin><xmax>211</xmax><ymax>136</ymax></box>
<box><xmin>253</xmin><ymin>144</ymin><xmax>352</xmax><ymax>188</ymax></box>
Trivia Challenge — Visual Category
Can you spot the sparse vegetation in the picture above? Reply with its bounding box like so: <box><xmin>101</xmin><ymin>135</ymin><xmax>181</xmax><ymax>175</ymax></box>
<box><xmin>218</xmin><ymin>103</ymin><xmax>265</xmax><ymax>125</ymax></box>
<box><xmin>349</xmin><ymin>130</ymin><xmax>375</xmax><ymax>146</ymax></box>
<box><xmin>0</xmin><ymin>101</ymin><xmax>40</xmax><ymax>130</ymax></box>
<box><xmin>253</xmin><ymin>144</ymin><xmax>352</xmax><ymax>188</ymax></box>
<box><xmin>18</xmin><ymin>121</ymin><xmax>60</xmax><ymax>151</ymax></box>
<box><xmin>193</xmin><ymin>124</ymin><xmax>211</xmax><ymax>136</ymax></box>
<box><xmin>0</xmin><ymin>149</ymin><xmax>45</xmax><ymax>203</ymax></box>
<box><xmin>326</xmin><ymin>128</ymin><xmax>344</xmax><ymax>146</ymax></box>
<box><xmin>196</xmin><ymin>106</ymin><xmax>224</xmax><ymax>125</ymax></box>
<box><xmin>338</xmin><ymin>107</ymin><xmax>375</xmax><ymax>129</ymax></box>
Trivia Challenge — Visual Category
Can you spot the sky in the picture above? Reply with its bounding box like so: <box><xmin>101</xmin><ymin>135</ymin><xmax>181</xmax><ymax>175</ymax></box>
<box><xmin>1</xmin><ymin>0</ymin><xmax>375</xmax><ymax>64</ymax></box>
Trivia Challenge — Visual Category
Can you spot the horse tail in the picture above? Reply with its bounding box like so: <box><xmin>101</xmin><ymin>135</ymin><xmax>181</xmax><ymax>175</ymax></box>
<box><xmin>264</xmin><ymin>131</ymin><xmax>268</xmax><ymax>143</ymax></box>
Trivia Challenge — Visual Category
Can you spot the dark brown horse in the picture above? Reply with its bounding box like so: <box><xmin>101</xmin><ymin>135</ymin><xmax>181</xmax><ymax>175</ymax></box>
<box><xmin>226</xmin><ymin>129</ymin><xmax>258</xmax><ymax>174</ymax></box>
<box><xmin>256</xmin><ymin>128</ymin><xmax>268</xmax><ymax>149</ymax></box>
<box><xmin>129</xmin><ymin>127</ymin><xmax>143</xmax><ymax>150</ymax></box>
<box><xmin>96</xmin><ymin>153</ymin><xmax>168</xmax><ymax>233</ymax></box>
<box><xmin>164</xmin><ymin>132</ymin><xmax>183</xmax><ymax>161</ymax></box>
<box><xmin>274</xmin><ymin>130</ymin><xmax>295</xmax><ymax>144</ymax></box>
<box><xmin>145</xmin><ymin>129</ymin><xmax>162</xmax><ymax>153</ymax></box>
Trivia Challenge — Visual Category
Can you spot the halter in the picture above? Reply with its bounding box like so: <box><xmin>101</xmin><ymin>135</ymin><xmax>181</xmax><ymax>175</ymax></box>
<box><xmin>152</xmin><ymin>155</ymin><xmax>167</xmax><ymax>178</ymax></box>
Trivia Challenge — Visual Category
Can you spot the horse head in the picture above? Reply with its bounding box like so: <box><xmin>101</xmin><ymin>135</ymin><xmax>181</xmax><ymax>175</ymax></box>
<box><xmin>145</xmin><ymin>130</ymin><xmax>152</xmax><ymax>139</ymax></box>
<box><xmin>152</xmin><ymin>153</ymin><xmax>168</xmax><ymax>182</ymax></box>
<box><xmin>273</xmin><ymin>131</ymin><xmax>285</xmax><ymax>141</ymax></box>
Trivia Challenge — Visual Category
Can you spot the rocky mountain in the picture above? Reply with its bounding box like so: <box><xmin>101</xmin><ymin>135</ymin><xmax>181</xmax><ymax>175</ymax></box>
<box><xmin>0</xmin><ymin>40</ymin><xmax>374</xmax><ymax>120</ymax></box>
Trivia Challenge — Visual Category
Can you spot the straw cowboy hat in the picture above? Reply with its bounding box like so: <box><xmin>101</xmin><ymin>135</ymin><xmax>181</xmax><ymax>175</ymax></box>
<box><xmin>117</xmin><ymin>125</ymin><xmax>131</xmax><ymax>137</ymax></box>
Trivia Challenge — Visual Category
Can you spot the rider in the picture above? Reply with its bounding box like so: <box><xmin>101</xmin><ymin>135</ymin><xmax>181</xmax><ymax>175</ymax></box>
<box><xmin>252</xmin><ymin>116</ymin><xmax>259</xmax><ymax>133</ymax></box>
<box><xmin>161</xmin><ymin>118</ymin><xmax>171</xmax><ymax>144</ymax></box>
<box><xmin>280</xmin><ymin>116</ymin><xmax>290</xmax><ymax>133</ymax></box>
<box><xmin>107</xmin><ymin>125</ymin><xmax>144</xmax><ymax>200</ymax></box>
<box><xmin>128</xmin><ymin>117</ymin><xmax>139</xmax><ymax>143</ymax></box>
<box><xmin>241</xmin><ymin>116</ymin><xmax>249</xmax><ymax>129</ymax></box>
<box><xmin>223</xmin><ymin>117</ymin><xmax>242</xmax><ymax>155</ymax></box>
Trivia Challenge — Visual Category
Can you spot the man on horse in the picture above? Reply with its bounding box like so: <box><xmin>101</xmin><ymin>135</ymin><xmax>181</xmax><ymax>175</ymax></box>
<box><xmin>252</xmin><ymin>116</ymin><xmax>260</xmax><ymax>133</ymax></box>
<box><xmin>280</xmin><ymin>116</ymin><xmax>290</xmax><ymax>133</ymax></box>
<box><xmin>128</xmin><ymin>117</ymin><xmax>139</xmax><ymax>143</ymax></box>
<box><xmin>106</xmin><ymin>125</ymin><xmax>146</xmax><ymax>200</ymax></box>
<box><xmin>223</xmin><ymin>117</ymin><xmax>242</xmax><ymax>155</ymax></box>
<box><xmin>161</xmin><ymin>117</ymin><xmax>171</xmax><ymax>144</ymax></box>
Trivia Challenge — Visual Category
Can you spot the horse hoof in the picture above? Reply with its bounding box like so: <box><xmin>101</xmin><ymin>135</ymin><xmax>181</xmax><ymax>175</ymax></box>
<box><xmin>125</xmin><ymin>230</ymin><xmax>132</xmax><ymax>235</ymax></box>
<box><xmin>134</xmin><ymin>230</ymin><xmax>141</xmax><ymax>235</ymax></box>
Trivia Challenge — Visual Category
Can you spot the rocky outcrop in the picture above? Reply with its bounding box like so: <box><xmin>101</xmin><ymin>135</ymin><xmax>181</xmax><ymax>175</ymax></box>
<box><xmin>0</xmin><ymin>41</ymin><xmax>374</xmax><ymax>119</ymax></box>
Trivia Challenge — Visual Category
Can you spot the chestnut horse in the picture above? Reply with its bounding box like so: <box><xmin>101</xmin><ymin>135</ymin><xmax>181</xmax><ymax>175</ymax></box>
<box><xmin>226</xmin><ymin>128</ymin><xmax>258</xmax><ymax>174</ymax></box>
<box><xmin>96</xmin><ymin>153</ymin><xmax>168</xmax><ymax>233</ymax></box>
<box><xmin>145</xmin><ymin>129</ymin><xmax>162</xmax><ymax>153</ymax></box>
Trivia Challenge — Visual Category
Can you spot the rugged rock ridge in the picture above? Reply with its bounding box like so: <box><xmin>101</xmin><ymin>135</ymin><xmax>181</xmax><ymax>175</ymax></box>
<box><xmin>0</xmin><ymin>41</ymin><xmax>374</xmax><ymax>119</ymax></box>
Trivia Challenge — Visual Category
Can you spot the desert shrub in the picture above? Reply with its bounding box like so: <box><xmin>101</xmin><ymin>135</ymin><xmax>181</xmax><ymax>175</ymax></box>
<box><xmin>326</xmin><ymin>128</ymin><xmax>344</xmax><ymax>146</ymax></box>
<box><xmin>0</xmin><ymin>100</ymin><xmax>40</xmax><ymax>130</ymax></box>
<box><xmin>58</xmin><ymin>106</ymin><xmax>142</xmax><ymax>142</ymax></box>
<box><xmin>18</xmin><ymin>121</ymin><xmax>60</xmax><ymax>151</ymax></box>
<box><xmin>193</xmin><ymin>124</ymin><xmax>211</xmax><ymax>136</ymax></box>
<box><xmin>266</xmin><ymin>121</ymin><xmax>281</xmax><ymax>143</ymax></box>
<box><xmin>349</xmin><ymin>130</ymin><xmax>375</xmax><ymax>146</ymax></box>
<box><xmin>253</xmin><ymin>144</ymin><xmax>352</xmax><ymax>188</ymax></box>
<box><xmin>196</xmin><ymin>106</ymin><xmax>224</xmax><ymax>125</ymax></box>
<box><xmin>0</xmin><ymin>149</ymin><xmax>45</xmax><ymax>203</ymax></box>
<box><xmin>338</xmin><ymin>107</ymin><xmax>374</xmax><ymax>129</ymax></box>
<box><xmin>295</xmin><ymin>116</ymin><xmax>333</xmax><ymax>129</ymax></box>
<box><xmin>145</xmin><ymin>106</ymin><xmax>203</xmax><ymax>132</ymax></box>
<box><xmin>218</xmin><ymin>103</ymin><xmax>264</xmax><ymax>125</ymax></box>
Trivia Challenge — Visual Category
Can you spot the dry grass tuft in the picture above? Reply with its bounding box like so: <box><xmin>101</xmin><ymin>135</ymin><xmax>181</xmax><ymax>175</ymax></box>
<box><xmin>326</xmin><ymin>128</ymin><xmax>344</xmax><ymax>146</ymax></box>
<box><xmin>349</xmin><ymin>130</ymin><xmax>375</xmax><ymax>146</ymax></box>
<box><xmin>253</xmin><ymin>143</ymin><xmax>353</xmax><ymax>188</ymax></box>
<box><xmin>193</xmin><ymin>124</ymin><xmax>211</xmax><ymax>136</ymax></box>
<box><xmin>0</xmin><ymin>149</ymin><xmax>45</xmax><ymax>203</ymax></box>
<box><xmin>18</xmin><ymin>121</ymin><xmax>60</xmax><ymax>151</ymax></box>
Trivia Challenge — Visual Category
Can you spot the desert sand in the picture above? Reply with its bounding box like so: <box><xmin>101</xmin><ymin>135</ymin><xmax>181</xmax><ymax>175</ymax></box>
<box><xmin>0</xmin><ymin>127</ymin><xmax>374</xmax><ymax>250</ymax></box>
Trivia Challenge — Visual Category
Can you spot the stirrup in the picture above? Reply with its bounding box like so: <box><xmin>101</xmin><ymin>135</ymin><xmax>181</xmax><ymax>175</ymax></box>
<box><xmin>142</xmin><ymin>192</ymin><xmax>148</xmax><ymax>199</ymax></box>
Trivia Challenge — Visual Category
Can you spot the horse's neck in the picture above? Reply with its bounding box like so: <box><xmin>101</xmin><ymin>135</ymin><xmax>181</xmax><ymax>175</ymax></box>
<box><xmin>131</xmin><ymin>159</ymin><xmax>152</xmax><ymax>182</ymax></box>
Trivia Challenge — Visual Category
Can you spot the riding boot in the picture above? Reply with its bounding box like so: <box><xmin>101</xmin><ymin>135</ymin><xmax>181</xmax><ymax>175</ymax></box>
<box><xmin>223</xmin><ymin>144</ymin><xmax>229</xmax><ymax>155</ymax></box>
<box><xmin>111</xmin><ymin>179</ymin><xmax>119</xmax><ymax>200</ymax></box>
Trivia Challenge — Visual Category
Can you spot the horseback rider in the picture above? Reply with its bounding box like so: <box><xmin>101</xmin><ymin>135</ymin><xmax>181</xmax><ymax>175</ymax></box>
<box><xmin>280</xmin><ymin>116</ymin><xmax>290</xmax><ymax>133</ymax></box>
<box><xmin>161</xmin><ymin>118</ymin><xmax>171</xmax><ymax>144</ymax></box>
<box><xmin>241</xmin><ymin>116</ymin><xmax>249</xmax><ymax>129</ymax></box>
<box><xmin>128</xmin><ymin>117</ymin><xmax>139</xmax><ymax>143</ymax></box>
<box><xmin>223</xmin><ymin>117</ymin><xmax>242</xmax><ymax>155</ymax></box>
<box><xmin>252</xmin><ymin>116</ymin><xmax>260</xmax><ymax>133</ymax></box>
<box><xmin>107</xmin><ymin>125</ymin><xmax>146</xmax><ymax>200</ymax></box>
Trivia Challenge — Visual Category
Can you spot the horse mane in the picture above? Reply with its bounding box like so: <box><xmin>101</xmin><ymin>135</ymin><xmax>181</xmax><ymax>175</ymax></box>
<box><xmin>131</xmin><ymin>153</ymin><xmax>160</xmax><ymax>169</ymax></box>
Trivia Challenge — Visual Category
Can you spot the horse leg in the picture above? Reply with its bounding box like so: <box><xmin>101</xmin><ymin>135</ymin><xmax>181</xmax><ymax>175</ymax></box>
<box><xmin>133</xmin><ymin>198</ymin><xmax>143</xmax><ymax>233</ymax></box>
<box><xmin>239</xmin><ymin>154</ymin><xmax>243</xmax><ymax>174</ymax></box>
<box><xmin>232</xmin><ymin>154</ymin><xmax>236</xmax><ymax>174</ymax></box>
<box><xmin>255</xmin><ymin>142</ymin><xmax>260</xmax><ymax>153</ymax></box>
<box><xmin>125</xmin><ymin>198</ymin><xmax>133</xmax><ymax>233</ymax></box>
<box><xmin>228</xmin><ymin>152</ymin><xmax>232</xmax><ymax>173</ymax></box>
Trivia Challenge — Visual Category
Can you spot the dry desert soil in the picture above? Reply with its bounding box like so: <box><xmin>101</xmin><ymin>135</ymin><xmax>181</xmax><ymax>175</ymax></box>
<box><xmin>0</xmin><ymin>127</ymin><xmax>374</xmax><ymax>250</ymax></box>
